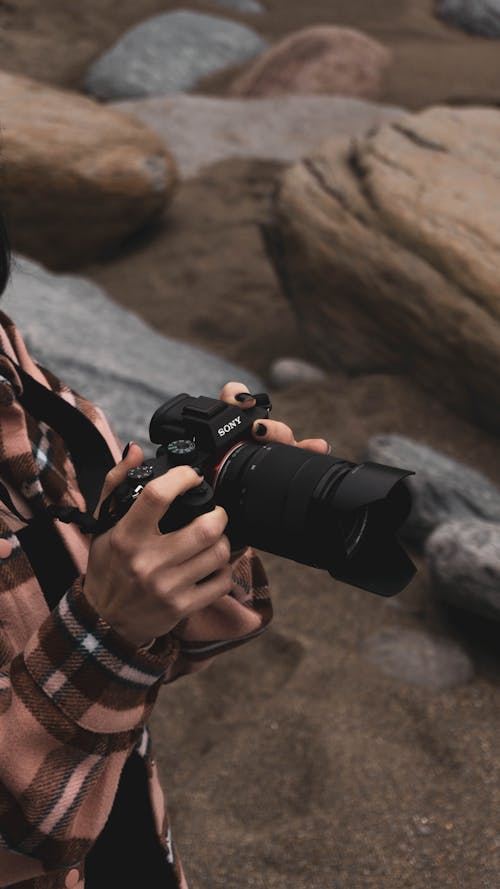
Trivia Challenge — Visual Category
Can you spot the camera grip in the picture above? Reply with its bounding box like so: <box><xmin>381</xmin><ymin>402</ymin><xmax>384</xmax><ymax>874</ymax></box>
<box><xmin>158</xmin><ymin>479</ymin><xmax>216</xmax><ymax>534</ymax></box>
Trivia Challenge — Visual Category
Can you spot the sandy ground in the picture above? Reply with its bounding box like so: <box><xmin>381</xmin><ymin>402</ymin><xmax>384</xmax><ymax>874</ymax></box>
<box><xmin>83</xmin><ymin>158</ymin><xmax>500</xmax><ymax>889</ymax></box>
<box><xmin>1</xmin><ymin>1</ymin><xmax>500</xmax><ymax>886</ymax></box>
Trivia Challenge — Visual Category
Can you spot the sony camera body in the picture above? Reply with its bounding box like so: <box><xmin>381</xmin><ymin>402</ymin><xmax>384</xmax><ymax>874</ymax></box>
<box><xmin>103</xmin><ymin>392</ymin><xmax>416</xmax><ymax>597</ymax></box>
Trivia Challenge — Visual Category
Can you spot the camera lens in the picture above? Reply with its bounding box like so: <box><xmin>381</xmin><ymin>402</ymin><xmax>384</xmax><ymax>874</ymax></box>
<box><xmin>212</xmin><ymin>441</ymin><xmax>415</xmax><ymax>597</ymax></box>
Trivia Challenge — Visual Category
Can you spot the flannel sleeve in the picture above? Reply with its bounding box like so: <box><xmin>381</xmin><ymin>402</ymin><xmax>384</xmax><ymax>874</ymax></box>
<box><xmin>0</xmin><ymin>574</ymin><xmax>179</xmax><ymax>884</ymax></box>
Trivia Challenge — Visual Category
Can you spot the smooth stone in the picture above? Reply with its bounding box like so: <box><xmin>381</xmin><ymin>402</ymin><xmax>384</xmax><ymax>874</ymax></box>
<box><xmin>436</xmin><ymin>0</ymin><xmax>500</xmax><ymax>37</ymax></box>
<box><xmin>112</xmin><ymin>94</ymin><xmax>404</xmax><ymax>179</ymax></box>
<box><xmin>229</xmin><ymin>25</ymin><xmax>391</xmax><ymax>99</ymax></box>
<box><xmin>0</xmin><ymin>70</ymin><xmax>176</xmax><ymax>270</ymax></box>
<box><xmin>360</xmin><ymin>627</ymin><xmax>474</xmax><ymax>689</ymax></box>
<box><xmin>83</xmin><ymin>10</ymin><xmax>268</xmax><ymax>100</ymax></box>
<box><xmin>210</xmin><ymin>0</ymin><xmax>264</xmax><ymax>12</ymax></box>
<box><xmin>1</xmin><ymin>255</ymin><xmax>263</xmax><ymax>456</ymax></box>
<box><xmin>425</xmin><ymin>519</ymin><xmax>500</xmax><ymax>622</ymax></box>
<box><xmin>362</xmin><ymin>434</ymin><xmax>500</xmax><ymax>547</ymax></box>
<box><xmin>268</xmin><ymin>357</ymin><xmax>328</xmax><ymax>389</ymax></box>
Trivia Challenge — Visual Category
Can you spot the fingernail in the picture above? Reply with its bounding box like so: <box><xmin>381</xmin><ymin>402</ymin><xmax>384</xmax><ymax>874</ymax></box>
<box><xmin>326</xmin><ymin>441</ymin><xmax>333</xmax><ymax>455</ymax></box>
<box><xmin>122</xmin><ymin>441</ymin><xmax>133</xmax><ymax>459</ymax></box>
<box><xmin>255</xmin><ymin>423</ymin><xmax>267</xmax><ymax>437</ymax></box>
<box><xmin>193</xmin><ymin>466</ymin><xmax>204</xmax><ymax>477</ymax></box>
<box><xmin>235</xmin><ymin>393</ymin><xmax>255</xmax><ymax>403</ymax></box>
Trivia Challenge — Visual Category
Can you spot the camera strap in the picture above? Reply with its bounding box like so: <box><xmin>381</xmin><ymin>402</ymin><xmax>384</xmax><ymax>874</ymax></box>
<box><xmin>0</xmin><ymin>355</ymin><xmax>117</xmax><ymax>606</ymax></box>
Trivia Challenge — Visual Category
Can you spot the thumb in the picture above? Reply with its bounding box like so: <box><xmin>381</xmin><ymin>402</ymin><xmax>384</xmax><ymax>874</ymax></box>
<box><xmin>93</xmin><ymin>441</ymin><xmax>145</xmax><ymax>520</ymax></box>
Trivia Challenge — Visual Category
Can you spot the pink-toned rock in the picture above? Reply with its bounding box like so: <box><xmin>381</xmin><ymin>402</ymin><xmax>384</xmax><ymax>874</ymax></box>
<box><xmin>228</xmin><ymin>26</ymin><xmax>391</xmax><ymax>99</ymax></box>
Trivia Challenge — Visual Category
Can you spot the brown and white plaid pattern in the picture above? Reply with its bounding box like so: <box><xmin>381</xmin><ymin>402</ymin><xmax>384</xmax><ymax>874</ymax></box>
<box><xmin>0</xmin><ymin>310</ymin><xmax>272</xmax><ymax>889</ymax></box>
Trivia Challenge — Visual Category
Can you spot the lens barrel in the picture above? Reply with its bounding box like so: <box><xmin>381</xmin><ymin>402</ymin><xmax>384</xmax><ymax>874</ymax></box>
<box><xmin>212</xmin><ymin>441</ymin><xmax>415</xmax><ymax>597</ymax></box>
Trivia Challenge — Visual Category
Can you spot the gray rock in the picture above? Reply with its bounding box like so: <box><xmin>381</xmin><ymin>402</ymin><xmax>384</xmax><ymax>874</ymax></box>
<box><xmin>2</xmin><ymin>255</ymin><xmax>263</xmax><ymax>456</ymax></box>
<box><xmin>211</xmin><ymin>0</ymin><xmax>264</xmax><ymax>12</ymax></box>
<box><xmin>83</xmin><ymin>10</ymin><xmax>268</xmax><ymax>101</ymax></box>
<box><xmin>112</xmin><ymin>93</ymin><xmax>404</xmax><ymax>179</ymax></box>
<box><xmin>361</xmin><ymin>434</ymin><xmax>500</xmax><ymax>547</ymax></box>
<box><xmin>268</xmin><ymin>357</ymin><xmax>328</xmax><ymax>389</ymax></box>
<box><xmin>425</xmin><ymin>519</ymin><xmax>500</xmax><ymax>622</ymax></box>
<box><xmin>436</xmin><ymin>0</ymin><xmax>500</xmax><ymax>37</ymax></box>
<box><xmin>360</xmin><ymin>628</ymin><xmax>474</xmax><ymax>689</ymax></box>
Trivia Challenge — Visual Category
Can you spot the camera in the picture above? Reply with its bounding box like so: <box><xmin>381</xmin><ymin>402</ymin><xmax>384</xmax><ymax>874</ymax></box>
<box><xmin>102</xmin><ymin>392</ymin><xmax>416</xmax><ymax>597</ymax></box>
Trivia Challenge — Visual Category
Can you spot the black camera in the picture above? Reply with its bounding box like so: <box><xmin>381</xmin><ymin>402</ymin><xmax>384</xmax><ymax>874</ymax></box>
<box><xmin>104</xmin><ymin>392</ymin><xmax>416</xmax><ymax>597</ymax></box>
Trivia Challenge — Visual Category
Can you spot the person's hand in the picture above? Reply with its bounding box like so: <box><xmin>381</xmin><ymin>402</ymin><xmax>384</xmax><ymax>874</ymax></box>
<box><xmin>217</xmin><ymin>381</ymin><xmax>331</xmax><ymax>562</ymax></box>
<box><xmin>83</xmin><ymin>445</ymin><xmax>234</xmax><ymax>648</ymax></box>
<box><xmin>218</xmin><ymin>381</ymin><xmax>331</xmax><ymax>455</ymax></box>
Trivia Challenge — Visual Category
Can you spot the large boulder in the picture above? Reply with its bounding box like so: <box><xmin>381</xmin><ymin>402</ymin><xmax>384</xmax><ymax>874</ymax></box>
<box><xmin>0</xmin><ymin>71</ymin><xmax>176</xmax><ymax>270</ymax></box>
<box><xmin>228</xmin><ymin>26</ymin><xmax>391</xmax><ymax>99</ymax></box>
<box><xmin>1</xmin><ymin>255</ymin><xmax>264</xmax><ymax>456</ymax></box>
<box><xmin>112</xmin><ymin>94</ymin><xmax>403</xmax><ymax>179</ymax></box>
<box><xmin>83</xmin><ymin>10</ymin><xmax>268</xmax><ymax>101</ymax></box>
<box><xmin>262</xmin><ymin>106</ymin><xmax>500</xmax><ymax>437</ymax></box>
<box><xmin>436</xmin><ymin>0</ymin><xmax>500</xmax><ymax>37</ymax></box>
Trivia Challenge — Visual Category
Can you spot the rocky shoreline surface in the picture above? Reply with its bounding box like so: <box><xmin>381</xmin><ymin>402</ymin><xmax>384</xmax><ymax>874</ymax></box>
<box><xmin>0</xmin><ymin>2</ymin><xmax>499</xmax><ymax>886</ymax></box>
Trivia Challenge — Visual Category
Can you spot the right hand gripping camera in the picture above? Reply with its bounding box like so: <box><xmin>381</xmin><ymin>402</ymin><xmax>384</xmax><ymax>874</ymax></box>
<box><xmin>105</xmin><ymin>392</ymin><xmax>416</xmax><ymax>597</ymax></box>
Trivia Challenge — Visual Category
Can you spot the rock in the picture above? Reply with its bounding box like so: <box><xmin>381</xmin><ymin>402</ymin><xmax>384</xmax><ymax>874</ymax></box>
<box><xmin>261</xmin><ymin>106</ymin><xmax>500</xmax><ymax>437</ymax></box>
<box><xmin>228</xmin><ymin>26</ymin><xmax>391</xmax><ymax>99</ymax></box>
<box><xmin>0</xmin><ymin>70</ymin><xmax>176</xmax><ymax>271</ymax></box>
<box><xmin>83</xmin><ymin>10</ymin><xmax>268</xmax><ymax>101</ymax></box>
<box><xmin>436</xmin><ymin>0</ymin><xmax>500</xmax><ymax>37</ymax></box>
<box><xmin>112</xmin><ymin>93</ymin><xmax>404</xmax><ymax>179</ymax></box>
<box><xmin>268</xmin><ymin>357</ymin><xmax>328</xmax><ymax>389</ymax></box>
<box><xmin>211</xmin><ymin>0</ymin><xmax>264</xmax><ymax>12</ymax></box>
<box><xmin>2</xmin><ymin>255</ymin><xmax>264</xmax><ymax>456</ymax></box>
<box><xmin>360</xmin><ymin>628</ymin><xmax>474</xmax><ymax>689</ymax></box>
<box><xmin>362</xmin><ymin>434</ymin><xmax>500</xmax><ymax>547</ymax></box>
<box><xmin>425</xmin><ymin>519</ymin><xmax>500</xmax><ymax>622</ymax></box>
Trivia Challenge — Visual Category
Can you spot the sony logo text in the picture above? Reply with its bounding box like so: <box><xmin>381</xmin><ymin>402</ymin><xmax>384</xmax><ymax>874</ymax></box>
<box><xmin>218</xmin><ymin>416</ymin><xmax>242</xmax><ymax>437</ymax></box>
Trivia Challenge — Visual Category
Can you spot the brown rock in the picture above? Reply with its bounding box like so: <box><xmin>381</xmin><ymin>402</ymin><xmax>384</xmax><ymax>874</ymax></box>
<box><xmin>0</xmin><ymin>71</ymin><xmax>177</xmax><ymax>269</ymax></box>
<box><xmin>228</xmin><ymin>26</ymin><xmax>391</xmax><ymax>100</ymax></box>
<box><xmin>261</xmin><ymin>106</ymin><xmax>500</xmax><ymax>436</ymax></box>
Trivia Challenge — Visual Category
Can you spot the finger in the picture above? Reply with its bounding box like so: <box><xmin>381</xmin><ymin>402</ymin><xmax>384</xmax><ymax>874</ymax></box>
<box><xmin>252</xmin><ymin>418</ymin><xmax>296</xmax><ymax>445</ymax></box>
<box><xmin>218</xmin><ymin>381</ymin><xmax>255</xmax><ymax>408</ymax></box>
<box><xmin>155</xmin><ymin>506</ymin><xmax>229</xmax><ymax>566</ymax></box>
<box><xmin>296</xmin><ymin>438</ymin><xmax>331</xmax><ymax>454</ymax></box>
<box><xmin>119</xmin><ymin>464</ymin><xmax>205</xmax><ymax>539</ymax></box>
<box><xmin>170</xmin><ymin>564</ymin><xmax>234</xmax><ymax>621</ymax></box>
<box><xmin>154</xmin><ymin>532</ymin><xmax>231</xmax><ymax>591</ymax></box>
<box><xmin>94</xmin><ymin>442</ymin><xmax>145</xmax><ymax>519</ymax></box>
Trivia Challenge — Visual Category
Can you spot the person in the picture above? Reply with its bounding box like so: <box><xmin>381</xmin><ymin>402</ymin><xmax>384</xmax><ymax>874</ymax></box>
<box><xmin>0</xmin><ymin>215</ymin><xmax>330</xmax><ymax>889</ymax></box>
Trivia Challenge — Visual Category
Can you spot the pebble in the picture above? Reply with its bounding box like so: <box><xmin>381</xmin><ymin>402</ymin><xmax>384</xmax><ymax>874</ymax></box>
<box><xmin>268</xmin><ymin>357</ymin><xmax>328</xmax><ymax>389</ymax></box>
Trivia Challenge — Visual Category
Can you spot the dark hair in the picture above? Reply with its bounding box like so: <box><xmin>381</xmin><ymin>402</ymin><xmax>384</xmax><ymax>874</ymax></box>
<box><xmin>0</xmin><ymin>207</ymin><xmax>10</xmax><ymax>296</ymax></box>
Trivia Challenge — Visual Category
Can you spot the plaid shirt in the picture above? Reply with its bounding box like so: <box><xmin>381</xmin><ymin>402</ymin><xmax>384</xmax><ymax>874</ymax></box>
<box><xmin>0</xmin><ymin>309</ymin><xmax>272</xmax><ymax>889</ymax></box>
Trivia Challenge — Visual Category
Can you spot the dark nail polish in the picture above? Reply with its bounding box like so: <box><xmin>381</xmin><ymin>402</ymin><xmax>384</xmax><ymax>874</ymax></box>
<box><xmin>255</xmin><ymin>423</ymin><xmax>267</xmax><ymax>437</ymax></box>
<box><xmin>122</xmin><ymin>441</ymin><xmax>132</xmax><ymax>459</ymax></box>
<box><xmin>193</xmin><ymin>466</ymin><xmax>204</xmax><ymax>477</ymax></box>
<box><xmin>235</xmin><ymin>393</ymin><xmax>255</xmax><ymax>403</ymax></box>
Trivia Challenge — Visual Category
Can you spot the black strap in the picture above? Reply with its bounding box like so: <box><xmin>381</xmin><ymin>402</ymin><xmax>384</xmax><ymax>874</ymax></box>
<box><xmin>13</xmin><ymin>362</ymin><xmax>116</xmax><ymax>515</ymax></box>
<box><xmin>0</xmin><ymin>355</ymin><xmax>119</xmax><ymax>606</ymax></box>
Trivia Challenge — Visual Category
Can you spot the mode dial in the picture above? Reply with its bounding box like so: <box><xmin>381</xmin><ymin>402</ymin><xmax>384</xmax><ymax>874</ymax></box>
<box><xmin>166</xmin><ymin>439</ymin><xmax>197</xmax><ymax>465</ymax></box>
